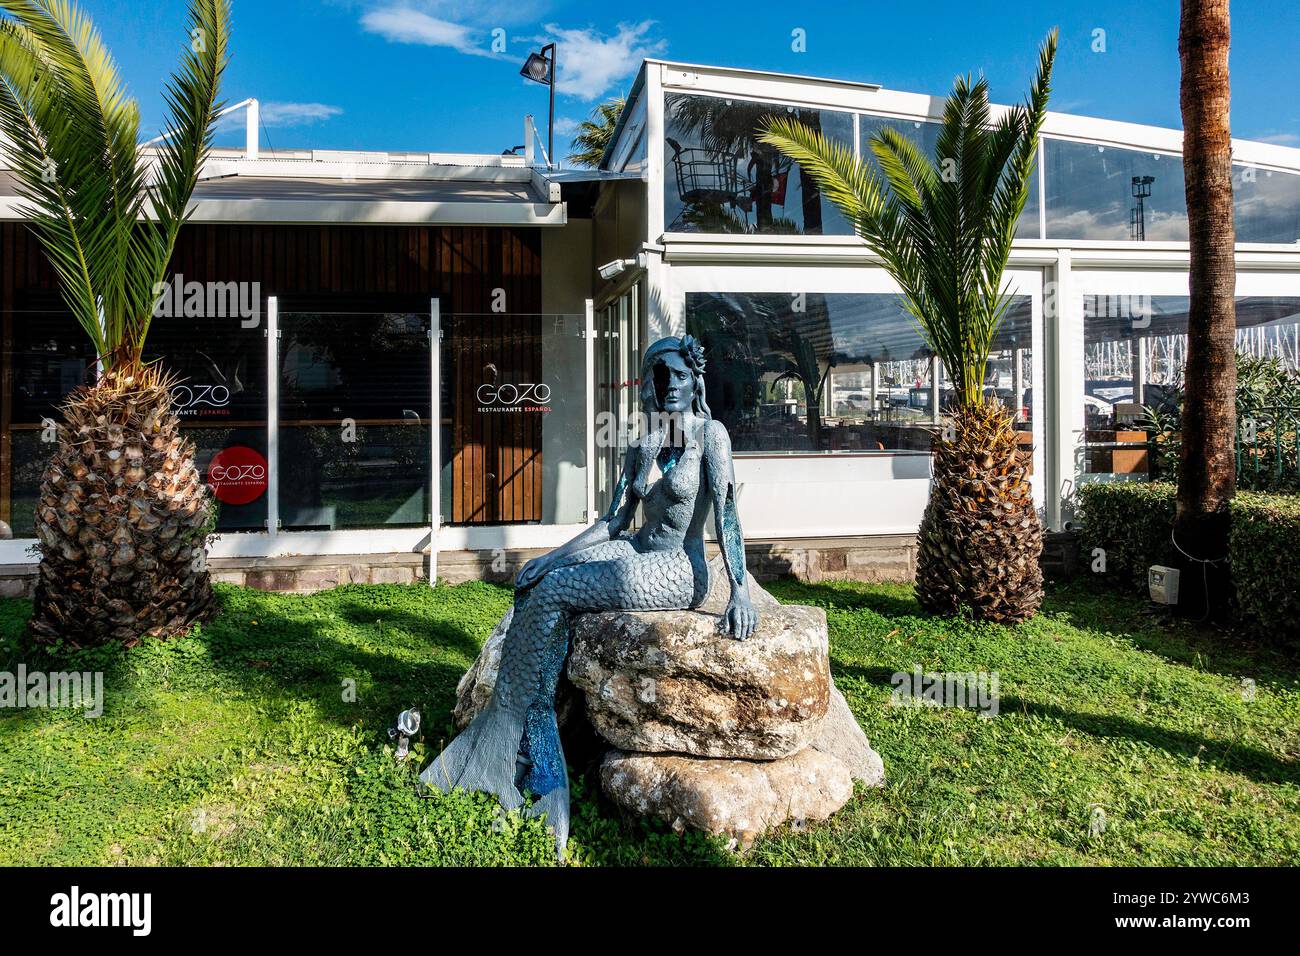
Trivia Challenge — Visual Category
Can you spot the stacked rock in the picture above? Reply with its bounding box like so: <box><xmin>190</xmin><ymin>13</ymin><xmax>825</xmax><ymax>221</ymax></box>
<box><xmin>452</xmin><ymin>558</ymin><xmax>884</xmax><ymax>848</ymax></box>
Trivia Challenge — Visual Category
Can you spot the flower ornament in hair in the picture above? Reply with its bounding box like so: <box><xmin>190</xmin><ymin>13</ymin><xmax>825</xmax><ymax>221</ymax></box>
<box><xmin>681</xmin><ymin>334</ymin><xmax>707</xmax><ymax>375</ymax></box>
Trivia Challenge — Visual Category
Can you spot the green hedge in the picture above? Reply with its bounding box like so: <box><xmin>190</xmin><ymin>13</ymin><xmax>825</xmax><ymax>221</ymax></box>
<box><xmin>1077</xmin><ymin>481</ymin><xmax>1300</xmax><ymax>645</ymax></box>
<box><xmin>1230</xmin><ymin>492</ymin><xmax>1300</xmax><ymax>642</ymax></box>
<box><xmin>1077</xmin><ymin>482</ymin><xmax>1178</xmax><ymax>591</ymax></box>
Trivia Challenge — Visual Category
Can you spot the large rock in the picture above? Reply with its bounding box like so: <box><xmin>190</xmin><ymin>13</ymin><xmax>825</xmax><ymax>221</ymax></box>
<box><xmin>600</xmin><ymin>747</ymin><xmax>854</xmax><ymax>847</ymax></box>
<box><xmin>566</xmin><ymin>561</ymin><xmax>830</xmax><ymax>759</ymax></box>
<box><xmin>809</xmin><ymin>687</ymin><xmax>885</xmax><ymax>787</ymax></box>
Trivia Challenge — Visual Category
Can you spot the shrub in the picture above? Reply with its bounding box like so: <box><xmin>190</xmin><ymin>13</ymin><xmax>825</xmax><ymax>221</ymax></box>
<box><xmin>1077</xmin><ymin>481</ymin><xmax>1300</xmax><ymax>646</ymax></box>
<box><xmin>1229</xmin><ymin>492</ymin><xmax>1300</xmax><ymax>646</ymax></box>
<box><xmin>1076</xmin><ymin>482</ymin><xmax>1178</xmax><ymax>591</ymax></box>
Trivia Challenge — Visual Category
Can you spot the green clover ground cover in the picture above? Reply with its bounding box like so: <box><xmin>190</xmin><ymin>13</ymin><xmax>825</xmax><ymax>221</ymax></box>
<box><xmin>0</xmin><ymin>578</ymin><xmax>1296</xmax><ymax>866</ymax></box>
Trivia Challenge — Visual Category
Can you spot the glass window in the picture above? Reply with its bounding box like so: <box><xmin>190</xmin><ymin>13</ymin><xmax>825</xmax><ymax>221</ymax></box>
<box><xmin>278</xmin><ymin>311</ymin><xmax>430</xmax><ymax>531</ymax></box>
<box><xmin>1234</xmin><ymin>164</ymin><xmax>1300</xmax><ymax>244</ymax></box>
<box><xmin>1079</xmin><ymin>294</ymin><xmax>1300</xmax><ymax>478</ymax></box>
<box><xmin>2</xmin><ymin>311</ymin><xmax>96</xmax><ymax>540</ymax></box>
<box><xmin>859</xmin><ymin>114</ymin><xmax>1041</xmax><ymax>238</ymax></box>
<box><xmin>1046</xmin><ymin>138</ymin><xmax>1188</xmax><ymax>241</ymax></box>
<box><xmin>146</xmin><ymin>310</ymin><xmax>269</xmax><ymax>532</ymax></box>
<box><xmin>664</xmin><ymin>92</ymin><xmax>854</xmax><ymax>235</ymax></box>
<box><xmin>686</xmin><ymin>291</ymin><xmax>1032</xmax><ymax>455</ymax></box>
<box><xmin>609</xmin><ymin>90</ymin><xmax>647</xmax><ymax>175</ymax></box>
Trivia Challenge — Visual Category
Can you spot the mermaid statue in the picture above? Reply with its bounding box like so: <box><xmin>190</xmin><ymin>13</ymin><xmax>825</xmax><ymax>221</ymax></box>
<box><xmin>420</xmin><ymin>334</ymin><xmax>758</xmax><ymax>856</ymax></box>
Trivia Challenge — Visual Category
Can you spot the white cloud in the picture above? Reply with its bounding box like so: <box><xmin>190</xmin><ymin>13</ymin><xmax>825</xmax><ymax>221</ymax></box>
<box><xmin>553</xmin><ymin>116</ymin><xmax>580</xmax><ymax>137</ymax></box>
<box><xmin>360</xmin><ymin>6</ymin><xmax>499</xmax><ymax>58</ymax></box>
<box><xmin>535</xmin><ymin>21</ymin><xmax>665</xmax><ymax>100</ymax></box>
<box><xmin>216</xmin><ymin>101</ymin><xmax>343</xmax><ymax>133</ymax></box>
<box><xmin>359</xmin><ymin>5</ymin><xmax>662</xmax><ymax>102</ymax></box>
<box><xmin>261</xmin><ymin>102</ymin><xmax>344</xmax><ymax>126</ymax></box>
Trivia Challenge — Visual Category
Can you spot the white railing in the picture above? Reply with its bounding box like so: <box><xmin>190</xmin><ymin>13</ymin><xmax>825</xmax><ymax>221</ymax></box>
<box><xmin>142</xmin><ymin>97</ymin><xmax>260</xmax><ymax>160</ymax></box>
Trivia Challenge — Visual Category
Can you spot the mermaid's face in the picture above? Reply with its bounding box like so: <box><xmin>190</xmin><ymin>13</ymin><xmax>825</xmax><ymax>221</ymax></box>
<box><xmin>653</xmin><ymin>352</ymin><xmax>696</xmax><ymax>414</ymax></box>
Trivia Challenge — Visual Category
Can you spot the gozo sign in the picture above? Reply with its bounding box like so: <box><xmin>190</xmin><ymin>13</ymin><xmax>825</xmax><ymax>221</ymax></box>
<box><xmin>207</xmin><ymin>446</ymin><xmax>268</xmax><ymax>505</ymax></box>
<box><xmin>476</xmin><ymin>382</ymin><xmax>552</xmax><ymax>413</ymax></box>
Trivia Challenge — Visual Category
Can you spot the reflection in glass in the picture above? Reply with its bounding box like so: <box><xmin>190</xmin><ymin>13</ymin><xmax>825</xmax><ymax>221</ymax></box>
<box><xmin>1046</xmin><ymin>138</ymin><xmax>1188</xmax><ymax>241</ymax></box>
<box><xmin>1233</xmin><ymin>164</ymin><xmax>1300</xmax><ymax>243</ymax></box>
<box><xmin>686</xmin><ymin>292</ymin><xmax>1031</xmax><ymax>454</ymax></box>
<box><xmin>858</xmin><ymin>115</ymin><xmax>1042</xmax><ymax>239</ymax></box>
<box><xmin>279</xmin><ymin>312</ymin><xmax>431</xmax><ymax>531</ymax></box>
<box><xmin>664</xmin><ymin>93</ymin><xmax>854</xmax><ymax>235</ymax></box>
<box><xmin>1079</xmin><ymin>294</ymin><xmax>1300</xmax><ymax>477</ymax></box>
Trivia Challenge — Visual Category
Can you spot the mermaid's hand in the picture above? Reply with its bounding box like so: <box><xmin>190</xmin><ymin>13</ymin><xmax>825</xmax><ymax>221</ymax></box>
<box><xmin>516</xmin><ymin>555</ymin><xmax>552</xmax><ymax>591</ymax></box>
<box><xmin>720</xmin><ymin>591</ymin><xmax>759</xmax><ymax>640</ymax></box>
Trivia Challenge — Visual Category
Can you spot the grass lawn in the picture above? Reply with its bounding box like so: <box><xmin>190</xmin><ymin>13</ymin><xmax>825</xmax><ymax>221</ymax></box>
<box><xmin>0</xmin><ymin>577</ymin><xmax>1296</xmax><ymax>866</ymax></box>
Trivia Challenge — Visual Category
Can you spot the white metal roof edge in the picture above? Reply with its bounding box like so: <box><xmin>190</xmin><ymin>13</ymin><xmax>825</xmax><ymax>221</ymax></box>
<box><xmin>0</xmin><ymin>195</ymin><xmax>568</xmax><ymax>227</ymax></box>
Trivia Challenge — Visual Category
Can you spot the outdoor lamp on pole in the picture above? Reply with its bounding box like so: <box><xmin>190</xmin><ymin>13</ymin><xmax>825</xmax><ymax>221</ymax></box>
<box><xmin>520</xmin><ymin>42</ymin><xmax>556</xmax><ymax>166</ymax></box>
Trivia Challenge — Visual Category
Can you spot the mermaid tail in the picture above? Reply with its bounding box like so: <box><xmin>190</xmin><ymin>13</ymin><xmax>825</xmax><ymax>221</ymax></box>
<box><xmin>420</xmin><ymin>540</ymin><xmax>703</xmax><ymax>860</ymax></box>
<box><xmin>420</xmin><ymin>702</ymin><xmax>527</xmax><ymax>812</ymax></box>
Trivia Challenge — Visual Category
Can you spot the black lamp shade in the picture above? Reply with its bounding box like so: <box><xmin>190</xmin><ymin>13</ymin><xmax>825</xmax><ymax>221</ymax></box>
<box><xmin>520</xmin><ymin>50</ymin><xmax>552</xmax><ymax>85</ymax></box>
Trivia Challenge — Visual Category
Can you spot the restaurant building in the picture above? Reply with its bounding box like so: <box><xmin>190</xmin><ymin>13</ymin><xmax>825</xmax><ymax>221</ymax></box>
<box><xmin>3</xmin><ymin>59</ymin><xmax>1300</xmax><ymax>592</ymax></box>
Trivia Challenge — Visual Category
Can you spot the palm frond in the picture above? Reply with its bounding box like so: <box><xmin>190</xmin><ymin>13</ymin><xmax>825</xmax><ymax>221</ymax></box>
<box><xmin>0</xmin><ymin>0</ymin><xmax>229</xmax><ymax>370</ymax></box>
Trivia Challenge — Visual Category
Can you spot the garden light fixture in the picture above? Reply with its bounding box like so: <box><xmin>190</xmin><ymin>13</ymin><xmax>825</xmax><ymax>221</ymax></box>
<box><xmin>389</xmin><ymin>708</ymin><xmax>421</xmax><ymax>761</ymax></box>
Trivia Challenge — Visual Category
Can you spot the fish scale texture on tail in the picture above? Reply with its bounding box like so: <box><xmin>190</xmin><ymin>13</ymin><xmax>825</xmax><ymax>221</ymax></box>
<box><xmin>421</xmin><ymin>538</ymin><xmax>706</xmax><ymax>859</ymax></box>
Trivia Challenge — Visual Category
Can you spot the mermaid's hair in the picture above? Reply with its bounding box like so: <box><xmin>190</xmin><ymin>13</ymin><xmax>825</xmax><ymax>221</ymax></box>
<box><xmin>639</xmin><ymin>334</ymin><xmax>711</xmax><ymax>419</ymax></box>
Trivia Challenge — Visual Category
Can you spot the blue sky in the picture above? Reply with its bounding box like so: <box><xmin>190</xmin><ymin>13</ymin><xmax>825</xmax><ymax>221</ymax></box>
<box><xmin>74</xmin><ymin>0</ymin><xmax>1300</xmax><ymax>159</ymax></box>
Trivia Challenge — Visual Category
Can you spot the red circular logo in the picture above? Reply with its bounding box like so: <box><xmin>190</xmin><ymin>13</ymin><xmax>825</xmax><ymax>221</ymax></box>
<box><xmin>207</xmin><ymin>445</ymin><xmax>268</xmax><ymax>505</ymax></box>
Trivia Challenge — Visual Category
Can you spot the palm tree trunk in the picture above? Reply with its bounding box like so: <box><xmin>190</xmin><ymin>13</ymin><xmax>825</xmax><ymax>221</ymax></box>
<box><xmin>1176</xmin><ymin>0</ymin><xmax>1236</xmax><ymax>612</ymax></box>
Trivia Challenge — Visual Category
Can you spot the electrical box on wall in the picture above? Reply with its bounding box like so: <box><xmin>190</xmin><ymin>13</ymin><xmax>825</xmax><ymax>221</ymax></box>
<box><xmin>1149</xmin><ymin>565</ymin><xmax>1180</xmax><ymax>605</ymax></box>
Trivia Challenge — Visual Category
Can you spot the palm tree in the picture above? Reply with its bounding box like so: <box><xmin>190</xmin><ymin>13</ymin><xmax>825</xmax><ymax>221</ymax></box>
<box><xmin>758</xmin><ymin>31</ymin><xmax>1057</xmax><ymax>623</ymax></box>
<box><xmin>1175</xmin><ymin>0</ymin><xmax>1236</xmax><ymax>609</ymax></box>
<box><xmin>566</xmin><ymin>95</ymin><xmax>625</xmax><ymax>168</ymax></box>
<box><xmin>0</xmin><ymin>0</ymin><xmax>230</xmax><ymax>647</ymax></box>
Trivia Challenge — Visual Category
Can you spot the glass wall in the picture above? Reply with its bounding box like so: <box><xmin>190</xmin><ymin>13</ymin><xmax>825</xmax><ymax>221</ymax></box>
<box><xmin>1233</xmin><ymin>164</ymin><xmax>1300</xmax><ymax>244</ymax></box>
<box><xmin>858</xmin><ymin>115</ymin><xmax>1041</xmax><ymax>238</ymax></box>
<box><xmin>1046</xmin><ymin>137</ymin><xmax>1300</xmax><ymax>244</ymax></box>
<box><xmin>146</xmin><ymin>310</ymin><xmax>269</xmax><ymax>532</ymax></box>
<box><xmin>664</xmin><ymin>92</ymin><xmax>855</xmax><ymax>235</ymax></box>
<box><xmin>1</xmin><ymin>312</ymin><xmax>95</xmax><ymax>540</ymax></box>
<box><xmin>686</xmin><ymin>292</ymin><xmax>1032</xmax><ymax>455</ymax></box>
<box><xmin>2</xmin><ymin>305</ymin><xmax>593</xmax><ymax>543</ymax></box>
<box><xmin>1046</xmin><ymin>139</ymin><xmax>1188</xmax><ymax>241</ymax></box>
<box><xmin>1</xmin><ymin>309</ymin><xmax>267</xmax><ymax>538</ymax></box>
<box><xmin>1079</xmin><ymin>294</ymin><xmax>1300</xmax><ymax>477</ymax></box>
<box><xmin>659</xmin><ymin>93</ymin><xmax>1300</xmax><ymax>245</ymax></box>
<box><xmin>278</xmin><ymin>311</ymin><xmax>430</xmax><ymax>531</ymax></box>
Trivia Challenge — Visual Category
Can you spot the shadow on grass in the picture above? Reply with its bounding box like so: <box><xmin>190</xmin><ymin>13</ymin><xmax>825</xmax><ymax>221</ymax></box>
<box><xmin>1008</xmin><ymin>694</ymin><xmax>1296</xmax><ymax>787</ymax></box>
<box><xmin>1045</xmin><ymin>579</ymin><xmax>1300</xmax><ymax>687</ymax></box>
<box><xmin>767</xmin><ymin>579</ymin><xmax>923</xmax><ymax>620</ymax></box>
<box><xmin>5</xmin><ymin>588</ymin><xmax>485</xmax><ymax>744</ymax></box>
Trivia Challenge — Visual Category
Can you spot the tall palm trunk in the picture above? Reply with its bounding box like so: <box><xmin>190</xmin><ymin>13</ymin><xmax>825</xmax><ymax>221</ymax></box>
<box><xmin>1176</xmin><ymin>0</ymin><xmax>1236</xmax><ymax>606</ymax></box>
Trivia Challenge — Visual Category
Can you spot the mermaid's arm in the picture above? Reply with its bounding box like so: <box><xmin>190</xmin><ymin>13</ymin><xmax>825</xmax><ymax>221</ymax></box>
<box><xmin>702</xmin><ymin>419</ymin><xmax>758</xmax><ymax>639</ymax></box>
<box><xmin>516</xmin><ymin>447</ymin><xmax>638</xmax><ymax>589</ymax></box>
